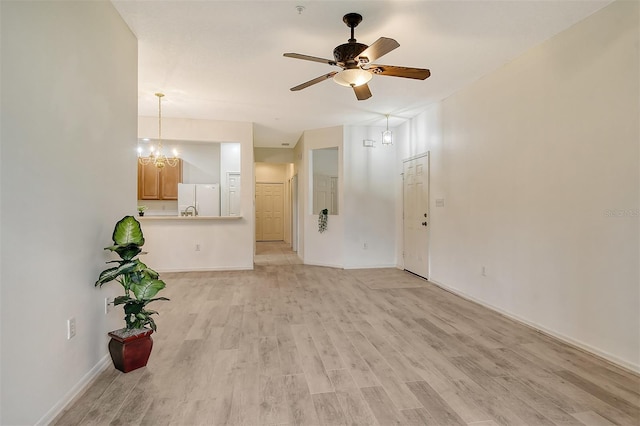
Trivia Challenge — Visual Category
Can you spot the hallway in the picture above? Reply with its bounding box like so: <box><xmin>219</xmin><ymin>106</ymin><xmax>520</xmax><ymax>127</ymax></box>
<box><xmin>254</xmin><ymin>241</ymin><xmax>302</xmax><ymax>266</ymax></box>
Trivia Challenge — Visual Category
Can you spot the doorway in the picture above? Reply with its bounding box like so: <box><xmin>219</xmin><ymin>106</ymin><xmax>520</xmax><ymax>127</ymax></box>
<box><xmin>403</xmin><ymin>153</ymin><xmax>430</xmax><ymax>279</ymax></box>
<box><xmin>254</xmin><ymin>241</ymin><xmax>302</xmax><ymax>266</ymax></box>
<box><xmin>255</xmin><ymin>183</ymin><xmax>284</xmax><ymax>241</ymax></box>
<box><xmin>291</xmin><ymin>174</ymin><xmax>298</xmax><ymax>252</ymax></box>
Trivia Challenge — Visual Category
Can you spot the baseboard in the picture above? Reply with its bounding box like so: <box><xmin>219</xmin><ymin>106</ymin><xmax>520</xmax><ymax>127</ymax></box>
<box><xmin>428</xmin><ymin>278</ymin><xmax>640</xmax><ymax>375</ymax></box>
<box><xmin>37</xmin><ymin>354</ymin><xmax>111</xmax><ymax>426</ymax></box>
<box><xmin>303</xmin><ymin>261</ymin><xmax>344</xmax><ymax>269</ymax></box>
<box><xmin>156</xmin><ymin>265</ymin><xmax>254</xmax><ymax>273</ymax></box>
<box><xmin>343</xmin><ymin>264</ymin><xmax>398</xmax><ymax>270</ymax></box>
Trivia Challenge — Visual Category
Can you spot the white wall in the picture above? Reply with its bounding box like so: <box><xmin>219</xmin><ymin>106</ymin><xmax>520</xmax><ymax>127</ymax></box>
<box><xmin>137</xmin><ymin>219</ymin><xmax>252</xmax><ymax>271</ymax></box>
<box><xmin>397</xmin><ymin>0</ymin><xmax>639</xmax><ymax>371</ymax></box>
<box><xmin>0</xmin><ymin>1</ymin><xmax>137</xmax><ymax>424</ymax></box>
<box><xmin>180</xmin><ymin>142</ymin><xmax>221</xmax><ymax>184</ymax></box>
<box><xmin>294</xmin><ymin>125</ymin><xmax>399</xmax><ymax>270</ymax></box>
<box><xmin>138</xmin><ymin>118</ymin><xmax>254</xmax><ymax>271</ymax></box>
<box><xmin>299</xmin><ymin>126</ymin><xmax>344</xmax><ymax>268</ymax></box>
<box><xmin>343</xmin><ymin>126</ymin><xmax>398</xmax><ymax>269</ymax></box>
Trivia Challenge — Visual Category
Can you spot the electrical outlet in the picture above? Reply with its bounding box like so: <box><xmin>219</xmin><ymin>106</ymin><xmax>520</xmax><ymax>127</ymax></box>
<box><xmin>481</xmin><ymin>266</ymin><xmax>487</xmax><ymax>276</ymax></box>
<box><xmin>363</xmin><ymin>242</ymin><xmax>368</xmax><ymax>250</ymax></box>
<box><xmin>67</xmin><ymin>317</ymin><xmax>76</xmax><ymax>340</ymax></box>
<box><xmin>195</xmin><ymin>243</ymin><xmax>201</xmax><ymax>251</ymax></box>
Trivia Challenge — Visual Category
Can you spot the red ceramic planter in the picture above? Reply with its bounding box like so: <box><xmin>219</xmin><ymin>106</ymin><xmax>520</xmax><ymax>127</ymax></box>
<box><xmin>108</xmin><ymin>328</ymin><xmax>154</xmax><ymax>373</ymax></box>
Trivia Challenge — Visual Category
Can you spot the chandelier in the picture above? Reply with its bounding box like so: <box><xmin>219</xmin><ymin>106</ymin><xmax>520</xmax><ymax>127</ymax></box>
<box><xmin>138</xmin><ymin>93</ymin><xmax>179</xmax><ymax>169</ymax></box>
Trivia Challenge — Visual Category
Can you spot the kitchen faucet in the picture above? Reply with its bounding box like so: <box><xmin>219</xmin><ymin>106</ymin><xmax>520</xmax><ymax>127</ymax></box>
<box><xmin>183</xmin><ymin>205</ymin><xmax>198</xmax><ymax>216</ymax></box>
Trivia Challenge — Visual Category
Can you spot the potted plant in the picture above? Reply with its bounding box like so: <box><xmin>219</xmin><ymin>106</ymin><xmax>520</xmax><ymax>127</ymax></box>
<box><xmin>318</xmin><ymin>208</ymin><xmax>328</xmax><ymax>233</ymax></box>
<box><xmin>95</xmin><ymin>216</ymin><xmax>169</xmax><ymax>373</ymax></box>
<box><xmin>137</xmin><ymin>205</ymin><xmax>147</xmax><ymax>217</ymax></box>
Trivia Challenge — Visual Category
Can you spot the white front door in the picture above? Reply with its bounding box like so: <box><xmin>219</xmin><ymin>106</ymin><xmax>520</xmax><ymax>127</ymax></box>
<box><xmin>403</xmin><ymin>153</ymin><xmax>430</xmax><ymax>279</ymax></box>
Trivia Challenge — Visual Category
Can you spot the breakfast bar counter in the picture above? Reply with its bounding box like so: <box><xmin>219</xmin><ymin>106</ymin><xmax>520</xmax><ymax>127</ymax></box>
<box><xmin>138</xmin><ymin>215</ymin><xmax>242</xmax><ymax>221</ymax></box>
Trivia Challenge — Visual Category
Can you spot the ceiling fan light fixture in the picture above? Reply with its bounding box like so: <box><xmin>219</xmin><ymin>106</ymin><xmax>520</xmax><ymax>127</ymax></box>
<box><xmin>333</xmin><ymin>68</ymin><xmax>372</xmax><ymax>87</ymax></box>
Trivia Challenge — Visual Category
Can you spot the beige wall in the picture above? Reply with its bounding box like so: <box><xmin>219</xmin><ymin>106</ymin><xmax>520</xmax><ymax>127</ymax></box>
<box><xmin>255</xmin><ymin>162</ymin><xmax>288</xmax><ymax>183</ymax></box>
<box><xmin>255</xmin><ymin>147</ymin><xmax>295</xmax><ymax>163</ymax></box>
<box><xmin>397</xmin><ymin>0</ymin><xmax>639</xmax><ymax>371</ymax></box>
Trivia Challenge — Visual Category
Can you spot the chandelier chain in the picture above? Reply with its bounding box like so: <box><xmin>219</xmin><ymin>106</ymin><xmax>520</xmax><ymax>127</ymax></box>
<box><xmin>157</xmin><ymin>92</ymin><xmax>163</xmax><ymax>147</ymax></box>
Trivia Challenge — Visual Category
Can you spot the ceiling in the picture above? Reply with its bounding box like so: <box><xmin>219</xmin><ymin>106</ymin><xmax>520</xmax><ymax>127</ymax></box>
<box><xmin>112</xmin><ymin>0</ymin><xmax>611</xmax><ymax>148</ymax></box>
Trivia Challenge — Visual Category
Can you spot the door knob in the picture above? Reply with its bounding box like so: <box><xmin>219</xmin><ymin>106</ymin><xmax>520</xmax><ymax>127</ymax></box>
<box><xmin>422</xmin><ymin>222</ymin><xmax>428</xmax><ymax>226</ymax></box>
<box><xmin>424</xmin><ymin>213</ymin><xmax>427</xmax><ymax>217</ymax></box>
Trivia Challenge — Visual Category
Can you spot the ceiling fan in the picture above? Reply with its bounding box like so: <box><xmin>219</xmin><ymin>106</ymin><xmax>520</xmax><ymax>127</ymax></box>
<box><xmin>284</xmin><ymin>12</ymin><xmax>431</xmax><ymax>101</ymax></box>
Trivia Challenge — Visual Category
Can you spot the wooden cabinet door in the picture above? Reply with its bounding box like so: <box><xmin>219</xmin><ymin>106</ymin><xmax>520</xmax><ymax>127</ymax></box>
<box><xmin>138</xmin><ymin>161</ymin><xmax>160</xmax><ymax>200</ymax></box>
<box><xmin>159</xmin><ymin>159</ymin><xmax>182</xmax><ymax>200</ymax></box>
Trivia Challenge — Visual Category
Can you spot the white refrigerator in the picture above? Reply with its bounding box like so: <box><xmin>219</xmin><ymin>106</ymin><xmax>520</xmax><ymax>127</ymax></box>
<box><xmin>178</xmin><ymin>183</ymin><xmax>220</xmax><ymax>216</ymax></box>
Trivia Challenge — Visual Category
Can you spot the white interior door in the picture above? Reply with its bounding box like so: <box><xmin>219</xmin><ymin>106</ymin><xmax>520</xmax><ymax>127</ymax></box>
<box><xmin>255</xmin><ymin>183</ymin><xmax>284</xmax><ymax>241</ymax></box>
<box><xmin>226</xmin><ymin>172</ymin><xmax>241</xmax><ymax>216</ymax></box>
<box><xmin>403</xmin><ymin>153</ymin><xmax>430</xmax><ymax>279</ymax></box>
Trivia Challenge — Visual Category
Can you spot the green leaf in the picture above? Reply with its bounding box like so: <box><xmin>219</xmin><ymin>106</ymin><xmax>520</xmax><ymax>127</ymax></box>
<box><xmin>113</xmin><ymin>295</ymin><xmax>132</xmax><ymax>306</ymax></box>
<box><xmin>113</xmin><ymin>244</ymin><xmax>142</xmax><ymax>261</ymax></box>
<box><xmin>130</xmin><ymin>278</ymin><xmax>166</xmax><ymax>300</ymax></box>
<box><xmin>124</xmin><ymin>300</ymin><xmax>145</xmax><ymax>315</ymax></box>
<box><xmin>112</xmin><ymin>216</ymin><xmax>144</xmax><ymax>247</ymax></box>
<box><xmin>141</xmin><ymin>265</ymin><xmax>159</xmax><ymax>280</ymax></box>
<box><xmin>95</xmin><ymin>261</ymin><xmax>138</xmax><ymax>286</ymax></box>
<box><xmin>147</xmin><ymin>317</ymin><xmax>157</xmax><ymax>331</ymax></box>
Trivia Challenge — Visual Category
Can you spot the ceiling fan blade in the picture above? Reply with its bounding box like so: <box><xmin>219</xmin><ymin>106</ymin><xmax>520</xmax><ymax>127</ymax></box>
<box><xmin>369</xmin><ymin>65</ymin><xmax>431</xmax><ymax>80</ymax></box>
<box><xmin>284</xmin><ymin>53</ymin><xmax>337</xmax><ymax>66</ymax></box>
<box><xmin>290</xmin><ymin>72</ymin><xmax>338</xmax><ymax>91</ymax></box>
<box><xmin>357</xmin><ymin>37</ymin><xmax>400</xmax><ymax>64</ymax></box>
<box><xmin>352</xmin><ymin>83</ymin><xmax>372</xmax><ymax>101</ymax></box>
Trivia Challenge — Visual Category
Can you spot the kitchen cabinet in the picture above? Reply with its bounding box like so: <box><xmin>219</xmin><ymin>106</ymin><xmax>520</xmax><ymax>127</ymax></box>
<box><xmin>137</xmin><ymin>159</ymin><xmax>182</xmax><ymax>200</ymax></box>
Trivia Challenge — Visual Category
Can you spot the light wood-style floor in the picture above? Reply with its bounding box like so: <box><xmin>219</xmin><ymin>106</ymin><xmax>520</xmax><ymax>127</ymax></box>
<box><xmin>55</xmin><ymin>258</ymin><xmax>639</xmax><ymax>425</ymax></box>
<box><xmin>255</xmin><ymin>241</ymin><xmax>302</xmax><ymax>266</ymax></box>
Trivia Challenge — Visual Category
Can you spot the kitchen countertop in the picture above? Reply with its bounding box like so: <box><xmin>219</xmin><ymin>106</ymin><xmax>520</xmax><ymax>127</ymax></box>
<box><xmin>138</xmin><ymin>215</ymin><xmax>242</xmax><ymax>220</ymax></box>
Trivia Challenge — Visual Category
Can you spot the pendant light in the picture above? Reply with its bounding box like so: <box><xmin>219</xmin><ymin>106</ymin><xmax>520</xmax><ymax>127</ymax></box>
<box><xmin>382</xmin><ymin>114</ymin><xmax>393</xmax><ymax>145</ymax></box>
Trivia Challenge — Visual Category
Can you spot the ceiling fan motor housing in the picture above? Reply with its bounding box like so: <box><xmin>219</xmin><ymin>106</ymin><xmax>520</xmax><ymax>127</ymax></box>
<box><xmin>333</xmin><ymin>43</ymin><xmax>368</xmax><ymax>67</ymax></box>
